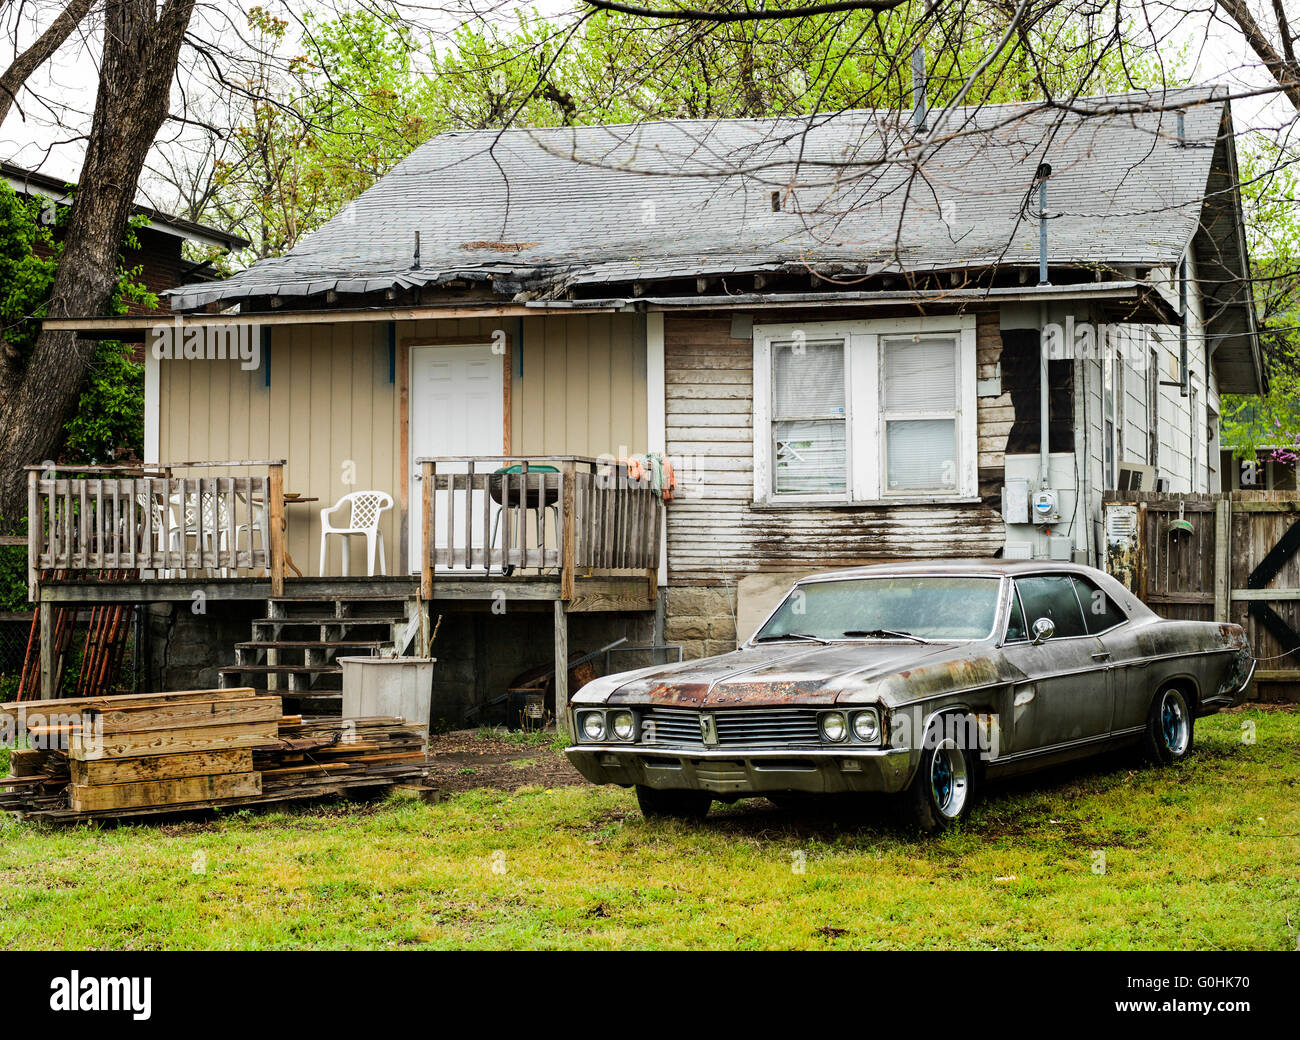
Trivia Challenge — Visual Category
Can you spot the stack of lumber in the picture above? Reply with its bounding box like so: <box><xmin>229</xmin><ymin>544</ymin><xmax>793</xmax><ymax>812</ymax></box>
<box><xmin>1</xmin><ymin>688</ymin><xmax>430</xmax><ymax>822</ymax></box>
<box><xmin>254</xmin><ymin>716</ymin><xmax>430</xmax><ymax>798</ymax></box>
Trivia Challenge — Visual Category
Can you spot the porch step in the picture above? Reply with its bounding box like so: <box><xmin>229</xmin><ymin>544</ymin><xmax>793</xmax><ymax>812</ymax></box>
<box><xmin>253</xmin><ymin>615</ymin><xmax>405</xmax><ymax>625</ymax></box>
<box><xmin>234</xmin><ymin>640</ymin><xmax>391</xmax><ymax>651</ymax></box>
<box><xmin>219</xmin><ymin>663</ymin><xmax>343</xmax><ymax>676</ymax></box>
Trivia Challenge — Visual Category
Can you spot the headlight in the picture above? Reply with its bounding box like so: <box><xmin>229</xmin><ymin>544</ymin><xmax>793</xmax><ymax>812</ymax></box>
<box><xmin>611</xmin><ymin>710</ymin><xmax>636</xmax><ymax>741</ymax></box>
<box><xmin>580</xmin><ymin>711</ymin><xmax>606</xmax><ymax>741</ymax></box>
<box><xmin>852</xmin><ymin>709</ymin><xmax>880</xmax><ymax>743</ymax></box>
<box><xmin>820</xmin><ymin>711</ymin><xmax>847</xmax><ymax>742</ymax></box>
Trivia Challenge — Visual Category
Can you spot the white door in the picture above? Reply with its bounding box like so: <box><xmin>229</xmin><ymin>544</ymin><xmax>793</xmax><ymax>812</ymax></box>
<box><xmin>409</xmin><ymin>344</ymin><xmax>504</xmax><ymax>571</ymax></box>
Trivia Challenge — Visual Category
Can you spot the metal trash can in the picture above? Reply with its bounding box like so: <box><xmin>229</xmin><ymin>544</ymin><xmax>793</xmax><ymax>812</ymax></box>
<box><xmin>338</xmin><ymin>656</ymin><xmax>436</xmax><ymax>730</ymax></box>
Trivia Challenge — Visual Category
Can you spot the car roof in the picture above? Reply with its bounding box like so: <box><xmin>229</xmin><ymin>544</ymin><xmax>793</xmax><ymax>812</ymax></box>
<box><xmin>795</xmin><ymin>559</ymin><xmax>1106</xmax><ymax>582</ymax></box>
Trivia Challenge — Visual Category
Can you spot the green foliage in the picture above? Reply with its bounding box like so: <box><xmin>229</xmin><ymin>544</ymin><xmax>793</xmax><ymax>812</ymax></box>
<box><xmin>212</xmin><ymin>3</ymin><xmax>1169</xmax><ymax>259</ymax></box>
<box><xmin>1221</xmin><ymin>141</ymin><xmax>1300</xmax><ymax>467</ymax></box>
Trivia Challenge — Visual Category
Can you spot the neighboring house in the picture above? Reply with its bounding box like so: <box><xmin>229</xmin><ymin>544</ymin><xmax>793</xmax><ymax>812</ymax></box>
<box><xmin>2</xmin><ymin>160</ymin><xmax>247</xmax><ymax>321</ymax></box>
<box><xmin>39</xmin><ymin>86</ymin><xmax>1264</xmax><ymax>717</ymax></box>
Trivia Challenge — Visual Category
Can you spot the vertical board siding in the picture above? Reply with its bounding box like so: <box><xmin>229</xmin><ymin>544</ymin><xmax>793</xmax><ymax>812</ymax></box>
<box><xmin>664</xmin><ymin>315</ymin><xmax>1004</xmax><ymax>584</ymax></box>
<box><xmin>158</xmin><ymin>314</ymin><xmax>647</xmax><ymax>576</ymax></box>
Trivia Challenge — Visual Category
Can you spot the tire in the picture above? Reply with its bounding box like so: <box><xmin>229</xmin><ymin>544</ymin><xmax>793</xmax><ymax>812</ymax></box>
<box><xmin>635</xmin><ymin>785</ymin><xmax>711</xmax><ymax>821</ymax></box>
<box><xmin>1142</xmin><ymin>686</ymin><xmax>1195</xmax><ymax>765</ymax></box>
<box><xmin>901</xmin><ymin>731</ymin><xmax>976</xmax><ymax>833</ymax></box>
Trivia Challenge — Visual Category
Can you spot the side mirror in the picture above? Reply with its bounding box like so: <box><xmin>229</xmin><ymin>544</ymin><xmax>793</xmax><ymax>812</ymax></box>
<box><xmin>1031</xmin><ymin>617</ymin><xmax>1055</xmax><ymax>645</ymax></box>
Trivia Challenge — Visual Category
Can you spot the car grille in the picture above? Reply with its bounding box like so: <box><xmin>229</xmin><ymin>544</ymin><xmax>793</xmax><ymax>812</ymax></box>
<box><xmin>642</xmin><ymin>707</ymin><xmax>822</xmax><ymax>748</ymax></box>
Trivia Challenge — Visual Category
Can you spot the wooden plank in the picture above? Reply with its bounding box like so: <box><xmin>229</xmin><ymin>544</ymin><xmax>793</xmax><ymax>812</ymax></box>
<box><xmin>69</xmin><ymin>720</ymin><xmax>281</xmax><ymax>761</ymax></box>
<box><xmin>70</xmin><ymin>771</ymin><xmax>263</xmax><ymax>812</ymax></box>
<box><xmin>560</xmin><ymin>460</ymin><xmax>576</xmax><ymax>600</ymax></box>
<box><xmin>267</xmin><ymin>463</ymin><xmax>286</xmax><ymax>597</ymax></box>
<box><xmin>90</xmin><ymin>697</ymin><xmax>282</xmax><ymax>733</ymax></box>
<box><xmin>1</xmin><ymin>687</ymin><xmax>255</xmax><ymax>722</ymax></box>
<box><xmin>71</xmin><ymin>748</ymin><xmax>255</xmax><ymax>786</ymax></box>
<box><xmin>421</xmin><ymin>459</ymin><xmax>434</xmax><ymax>599</ymax></box>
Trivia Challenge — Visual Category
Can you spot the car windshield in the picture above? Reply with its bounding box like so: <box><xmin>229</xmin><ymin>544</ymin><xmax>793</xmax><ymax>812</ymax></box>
<box><xmin>753</xmin><ymin>576</ymin><xmax>1002</xmax><ymax>643</ymax></box>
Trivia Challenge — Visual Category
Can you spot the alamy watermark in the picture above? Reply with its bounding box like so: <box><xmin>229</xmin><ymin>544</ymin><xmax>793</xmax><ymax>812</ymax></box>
<box><xmin>151</xmin><ymin>315</ymin><xmax>262</xmax><ymax>370</ymax></box>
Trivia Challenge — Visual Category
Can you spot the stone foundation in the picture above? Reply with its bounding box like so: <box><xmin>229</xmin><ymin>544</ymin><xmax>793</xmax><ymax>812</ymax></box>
<box><xmin>663</xmin><ymin>585</ymin><xmax>738</xmax><ymax>659</ymax></box>
<box><xmin>145</xmin><ymin>601</ymin><xmax>258</xmax><ymax>691</ymax></box>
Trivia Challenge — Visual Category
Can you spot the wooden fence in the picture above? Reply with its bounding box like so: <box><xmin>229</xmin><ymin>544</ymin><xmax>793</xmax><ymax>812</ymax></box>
<box><xmin>27</xmin><ymin>461</ymin><xmax>287</xmax><ymax>597</ymax></box>
<box><xmin>1104</xmin><ymin>490</ymin><xmax>1300</xmax><ymax>700</ymax></box>
<box><xmin>417</xmin><ymin>456</ymin><xmax>663</xmax><ymax>601</ymax></box>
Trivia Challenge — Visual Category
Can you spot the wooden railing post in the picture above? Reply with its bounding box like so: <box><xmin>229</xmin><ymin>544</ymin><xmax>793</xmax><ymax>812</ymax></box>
<box><xmin>27</xmin><ymin>468</ymin><xmax>38</xmax><ymax>601</ymax></box>
<box><xmin>560</xmin><ymin>459</ymin><xmax>576</xmax><ymax>602</ymax></box>
<box><xmin>267</xmin><ymin>462</ymin><xmax>286</xmax><ymax>598</ymax></box>
<box><xmin>421</xmin><ymin>459</ymin><xmax>435</xmax><ymax>600</ymax></box>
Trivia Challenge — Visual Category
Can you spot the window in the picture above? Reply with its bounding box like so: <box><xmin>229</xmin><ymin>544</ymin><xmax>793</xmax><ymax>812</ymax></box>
<box><xmin>753</xmin><ymin>318</ymin><xmax>977</xmax><ymax>503</ymax></box>
<box><xmin>771</xmin><ymin>337</ymin><xmax>847</xmax><ymax>495</ymax></box>
<box><xmin>1014</xmin><ymin>575</ymin><xmax>1088</xmax><ymax>638</ymax></box>
<box><xmin>1072</xmin><ymin>576</ymin><xmax>1126</xmax><ymax>634</ymax></box>
<box><xmin>1004</xmin><ymin>589</ymin><xmax>1028</xmax><ymax>642</ymax></box>
<box><xmin>882</xmin><ymin>336</ymin><xmax>958</xmax><ymax>492</ymax></box>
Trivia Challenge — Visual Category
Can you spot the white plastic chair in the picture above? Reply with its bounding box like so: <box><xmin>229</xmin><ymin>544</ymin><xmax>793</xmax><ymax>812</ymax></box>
<box><xmin>319</xmin><ymin>491</ymin><xmax>393</xmax><ymax>576</ymax></box>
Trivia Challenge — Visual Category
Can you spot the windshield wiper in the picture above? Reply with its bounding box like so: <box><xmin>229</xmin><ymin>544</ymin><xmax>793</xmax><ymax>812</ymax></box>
<box><xmin>753</xmin><ymin>632</ymin><xmax>830</xmax><ymax>646</ymax></box>
<box><xmin>842</xmin><ymin>628</ymin><xmax>930</xmax><ymax>644</ymax></box>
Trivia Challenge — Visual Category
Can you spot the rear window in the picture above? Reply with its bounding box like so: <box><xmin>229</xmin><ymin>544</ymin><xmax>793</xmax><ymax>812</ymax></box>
<box><xmin>1073</xmin><ymin>576</ymin><xmax>1127</xmax><ymax>634</ymax></box>
<box><xmin>1014</xmin><ymin>575</ymin><xmax>1088</xmax><ymax>638</ymax></box>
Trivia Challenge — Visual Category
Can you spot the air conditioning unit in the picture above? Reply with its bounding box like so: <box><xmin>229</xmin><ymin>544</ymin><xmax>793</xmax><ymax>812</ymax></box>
<box><xmin>1117</xmin><ymin>462</ymin><xmax>1156</xmax><ymax>491</ymax></box>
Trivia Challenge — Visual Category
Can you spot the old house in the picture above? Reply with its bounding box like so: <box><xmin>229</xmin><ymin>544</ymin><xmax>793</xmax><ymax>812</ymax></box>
<box><xmin>36</xmin><ymin>86</ymin><xmax>1263</xmax><ymax>722</ymax></box>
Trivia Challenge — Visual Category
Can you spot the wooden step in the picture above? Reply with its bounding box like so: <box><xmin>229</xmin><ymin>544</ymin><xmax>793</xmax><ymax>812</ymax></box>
<box><xmin>234</xmin><ymin>640</ymin><xmax>390</xmax><ymax>651</ymax></box>
<box><xmin>253</xmin><ymin>615</ymin><xmax>403</xmax><ymax>625</ymax></box>
<box><xmin>218</xmin><ymin>663</ymin><xmax>343</xmax><ymax>675</ymax></box>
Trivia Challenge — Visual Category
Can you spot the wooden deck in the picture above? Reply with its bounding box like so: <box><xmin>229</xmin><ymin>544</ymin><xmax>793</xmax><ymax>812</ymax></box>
<box><xmin>32</xmin><ymin>573</ymin><xmax>657</xmax><ymax>612</ymax></box>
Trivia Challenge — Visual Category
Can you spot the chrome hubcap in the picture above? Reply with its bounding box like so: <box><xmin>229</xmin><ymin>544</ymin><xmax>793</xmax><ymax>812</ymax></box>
<box><xmin>929</xmin><ymin>738</ymin><xmax>969</xmax><ymax>818</ymax></box>
<box><xmin>1160</xmin><ymin>690</ymin><xmax>1190</xmax><ymax>756</ymax></box>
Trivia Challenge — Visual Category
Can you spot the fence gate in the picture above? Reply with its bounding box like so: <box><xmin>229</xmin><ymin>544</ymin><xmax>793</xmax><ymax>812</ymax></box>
<box><xmin>1103</xmin><ymin>491</ymin><xmax>1300</xmax><ymax>702</ymax></box>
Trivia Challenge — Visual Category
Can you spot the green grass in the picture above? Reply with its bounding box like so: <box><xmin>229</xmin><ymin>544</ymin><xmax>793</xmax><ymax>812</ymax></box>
<box><xmin>1</xmin><ymin>708</ymin><xmax>1297</xmax><ymax>950</ymax></box>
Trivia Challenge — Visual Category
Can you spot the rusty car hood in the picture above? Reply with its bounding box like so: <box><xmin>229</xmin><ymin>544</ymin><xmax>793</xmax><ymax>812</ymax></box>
<box><xmin>599</xmin><ymin>641</ymin><xmax>986</xmax><ymax>708</ymax></box>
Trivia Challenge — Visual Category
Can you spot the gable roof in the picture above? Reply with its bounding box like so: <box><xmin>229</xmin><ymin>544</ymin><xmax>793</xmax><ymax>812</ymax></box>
<box><xmin>1</xmin><ymin>160</ymin><xmax>248</xmax><ymax>252</ymax></box>
<box><xmin>166</xmin><ymin>86</ymin><xmax>1262</xmax><ymax>391</ymax></box>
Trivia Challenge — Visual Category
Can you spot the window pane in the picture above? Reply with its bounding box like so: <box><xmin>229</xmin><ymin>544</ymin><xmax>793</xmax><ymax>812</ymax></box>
<box><xmin>886</xmin><ymin>419</ymin><xmax>956</xmax><ymax>491</ymax></box>
<box><xmin>1005</xmin><ymin>591</ymin><xmax>1027</xmax><ymax>642</ymax></box>
<box><xmin>1014</xmin><ymin>576</ymin><xmax>1087</xmax><ymax>638</ymax></box>
<box><xmin>773</xmin><ymin>339</ymin><xmax>845</xmax><ymax>418</ymax></box>
<box><xmin>883</xmin><ymin>336</ymin><xmax>956</xmax><ymax>412</ymax></box>
<box><xmin>774</xmin><ymin>420</ymin><xmax>846</xmax><ymax>494</ymax></box>
<box><xmin>1073</xmin><ymin>577</ymin><xmax>1126</xmax><ymax>633</ymax></box>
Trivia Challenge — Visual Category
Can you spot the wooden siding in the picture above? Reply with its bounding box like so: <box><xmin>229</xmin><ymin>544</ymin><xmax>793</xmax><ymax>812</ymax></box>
<box><xmin>156</xmin><ymin>314</ymin><xmax>647</xmax><ymax>575</ymax></box>
<box><xmin>664</xmin><ymin>315</ymin><xmax>1004</xmax><ymax>584</ymax></box>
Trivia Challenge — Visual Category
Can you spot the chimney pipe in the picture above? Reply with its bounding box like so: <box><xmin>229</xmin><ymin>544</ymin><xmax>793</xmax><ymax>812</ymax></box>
<box><xmin>1035</xmin><ymin>163</ymin><xmax>1052</xmax><ymax>286</ymax></box>
<box><xmin>413</xmin><ymin>230</ymin><xmax>421</xmax><ymax>271</ymax></box>
<box><xmin>911</xmin><ymin>46</ymin><xmax>927</xmax><ymax>132</ymax></box>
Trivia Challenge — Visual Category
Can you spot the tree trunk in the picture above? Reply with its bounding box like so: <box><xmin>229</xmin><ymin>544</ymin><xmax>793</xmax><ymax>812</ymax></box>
<box><xmin>0</xmin><ymin>0</ymin><xmax>97</xmax><ymax>128</ymax></box>
<box><xmin>0</xmin><ymin>0</ymin><xmax>197</xmax><ymax>524</ymax></box>
<box><xmin>1216</xmin><ymin>0</ymin><xmax>1300</xmax><ymax>110</ymax></box>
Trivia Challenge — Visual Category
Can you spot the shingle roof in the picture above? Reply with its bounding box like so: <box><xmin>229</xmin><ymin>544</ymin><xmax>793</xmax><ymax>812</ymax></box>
<box><xmin>168</xmin><ymin>86</ymin><xmax>1231</xmax><ymax>309</ymax></box>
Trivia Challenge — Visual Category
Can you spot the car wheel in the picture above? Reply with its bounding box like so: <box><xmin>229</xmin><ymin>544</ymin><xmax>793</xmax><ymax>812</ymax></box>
<box><xmin>635</xmin><ymin>785</ymin><xmax>711</xmax><ymax>821</ymax></box>
<box><xmin>902</xmin><ymin>733</ymin><xmax>975</xmax><ymax>833</ymax></box>
<box><xmin>1143</xmin><ymin>686</ymin><xmax>1195</xmax><ymax>765</ymax></box>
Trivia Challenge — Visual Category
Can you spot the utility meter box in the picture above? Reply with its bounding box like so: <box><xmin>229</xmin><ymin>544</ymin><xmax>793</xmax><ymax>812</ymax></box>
<box><xmin>1031</xmin><ymin>489</ymin><xmax>1060</xmax><ymax>525</ymax></box>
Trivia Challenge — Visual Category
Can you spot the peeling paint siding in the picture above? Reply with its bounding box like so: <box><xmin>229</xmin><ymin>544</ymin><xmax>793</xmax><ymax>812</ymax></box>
<box><xmin>664</xmin><ymin>315</ymin><xmax>1004</xmax><ymax>585</ymax></box>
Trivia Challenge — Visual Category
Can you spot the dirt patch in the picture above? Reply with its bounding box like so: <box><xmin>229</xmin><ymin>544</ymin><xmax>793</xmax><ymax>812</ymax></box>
<box><xmin>426</xmin><ymin>729</ymin><xmax>584</xmax><ymax>795</ymax></box>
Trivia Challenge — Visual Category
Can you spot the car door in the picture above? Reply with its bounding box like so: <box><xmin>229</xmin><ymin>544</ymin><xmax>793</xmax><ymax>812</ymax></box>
<box><xmin>1072</xmin><ymin>574</ymin><xmax>1144</xmax><ymax>737</ymax></box>
<box><xmin>999</xmin><ymin>574</ymin><xmax>1115</xmax><ymax>756</ymax></box>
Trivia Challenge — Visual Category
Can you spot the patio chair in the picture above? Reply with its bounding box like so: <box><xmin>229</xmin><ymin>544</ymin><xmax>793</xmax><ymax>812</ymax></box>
<box><xmin>319</xmin><ymin>491</ymin><xmax>393</xmax><ymax>576</ymax></box>
<box><xmin>487</xmin><ymin>464</ymin><xmax>561</xmax><ymax>576</ymax></box>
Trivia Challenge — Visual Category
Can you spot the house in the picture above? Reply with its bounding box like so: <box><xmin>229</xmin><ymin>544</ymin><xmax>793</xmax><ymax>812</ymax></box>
<box><xmin>2</xmin><ymin>160</ymin><xmax>248</xmax><ymax>319</ymax></box>
<box><xmin>36</xmin><ymin>86</ymin><xmax>1264</xmax><ymax>722</ymax></box>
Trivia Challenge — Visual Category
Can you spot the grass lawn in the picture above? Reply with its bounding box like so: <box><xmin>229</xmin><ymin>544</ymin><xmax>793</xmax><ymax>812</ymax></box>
<box><xmin>1</xmin><ymin>707</ymin><xmax>1296</xmax><ymax>950</ymax></box>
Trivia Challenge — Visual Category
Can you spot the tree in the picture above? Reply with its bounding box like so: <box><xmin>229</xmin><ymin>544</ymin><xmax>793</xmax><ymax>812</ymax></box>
<box><xmin>0</xmin><ymin>0</ymin><xmax>96</xmax><ymax>127</ymax></box>
<box><xmin>0</xmin><ymin>0</ymin><xmax>195</xmax><ymax>523</ymax></box>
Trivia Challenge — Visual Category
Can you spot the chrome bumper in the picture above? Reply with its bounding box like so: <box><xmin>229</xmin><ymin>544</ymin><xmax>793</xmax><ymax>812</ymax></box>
<box><xmin>564</xmin><ymin>745</ymin><xmax>916</xmax><ymax>797</ymax></box>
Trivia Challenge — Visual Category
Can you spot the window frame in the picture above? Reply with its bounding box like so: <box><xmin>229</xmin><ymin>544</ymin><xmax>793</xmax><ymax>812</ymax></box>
<box><xmin>752</xmin><ymin>316</ymin><xmax>978</xmax><ymax>505</ymax></box>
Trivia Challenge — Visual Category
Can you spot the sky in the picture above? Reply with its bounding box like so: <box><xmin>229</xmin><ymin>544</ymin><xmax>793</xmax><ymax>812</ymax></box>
<box><xmin>0</xmin><ymin>0</ymin><xmax>1293</xmax><ymax>217</ymax></box>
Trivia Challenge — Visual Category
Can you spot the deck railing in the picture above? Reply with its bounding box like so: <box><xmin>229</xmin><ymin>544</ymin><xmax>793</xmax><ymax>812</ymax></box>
<box><xmin>26</xmin><ymin>461</ymin><xmax>287</xmax><ymax>597</ymax></box>
<box><xmin>416</xmin><ymin>455</ymin><xmax>663</xmax><ymax>600</ymax></box>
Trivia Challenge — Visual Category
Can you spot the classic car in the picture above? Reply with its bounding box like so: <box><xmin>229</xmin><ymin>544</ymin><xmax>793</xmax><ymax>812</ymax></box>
<box><xmin>564</xmin><ymin>561</ymin><xmax>1256</xmax><ymax>830</ymax></box>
